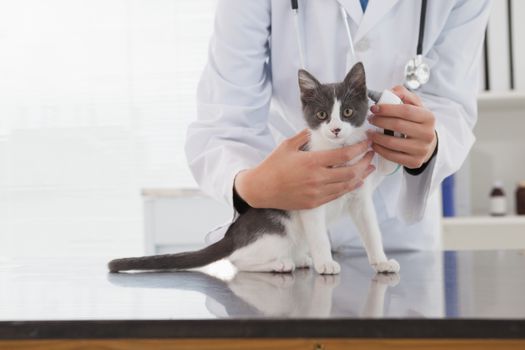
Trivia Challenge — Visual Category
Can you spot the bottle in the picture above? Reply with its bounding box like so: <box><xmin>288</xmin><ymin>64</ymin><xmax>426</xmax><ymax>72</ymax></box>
<box><xmin>490</xmin><ymin>181</ymin><xmax>506</xmax><ymax>217</ymax></box>
<box><xmin>517</xmin><ymin>181</ymin><xmax>525</xmax><ymax>215</ymax></box>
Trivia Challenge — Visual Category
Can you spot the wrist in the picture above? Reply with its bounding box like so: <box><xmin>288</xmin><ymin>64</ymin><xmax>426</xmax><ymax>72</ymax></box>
<box><xmin>404</xmin><ymin>130</ymin><xmax>438</xmax><ymax>176</ymax></box>
<box><xmin>234</xmin><ymin>168</ymin><xmax>262</xmax><ymax>209</ymax></box>
<box><xmin>423</xmin><ymin>130</ymin><xmax>438</xmax><ymax>163</ymax></box>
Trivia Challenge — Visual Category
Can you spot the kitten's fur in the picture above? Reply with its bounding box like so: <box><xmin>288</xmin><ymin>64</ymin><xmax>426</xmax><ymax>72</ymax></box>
<box><xmin>108</xmin><ymin>62</ymin><xmax>399</xmax><ymax>275</ymax></box>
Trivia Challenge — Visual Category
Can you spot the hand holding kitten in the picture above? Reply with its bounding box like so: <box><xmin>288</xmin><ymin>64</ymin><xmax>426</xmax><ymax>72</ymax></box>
<box><xmin>234</xmin><ymin>130</ymin><xmax>375</xmax><ymax>210</ymax></box>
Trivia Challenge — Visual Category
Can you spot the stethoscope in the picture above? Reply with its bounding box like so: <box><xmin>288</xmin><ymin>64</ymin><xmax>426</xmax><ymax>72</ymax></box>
<box><xmin>291</xmin><ymin>0</ymin><xmax>430</xmax><ymax>90</ymax></box>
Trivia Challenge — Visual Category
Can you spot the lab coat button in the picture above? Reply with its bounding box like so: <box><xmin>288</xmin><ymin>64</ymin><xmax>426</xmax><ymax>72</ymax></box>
<box><xmin>355</xmin><ymin>38</ymin><xmax>370</xmax><ymax>52</ymax></box>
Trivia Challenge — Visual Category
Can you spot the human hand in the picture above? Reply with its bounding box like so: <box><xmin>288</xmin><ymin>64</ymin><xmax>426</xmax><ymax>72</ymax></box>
<box><xmin>367</xmin><ymin>85</ymin><xmax>437</xmax><ymax>169</ymax></box>
<box><xmin>234</xmin><ymin>129</ymin><xmax>375</xmax><ymax>210</ymax></box>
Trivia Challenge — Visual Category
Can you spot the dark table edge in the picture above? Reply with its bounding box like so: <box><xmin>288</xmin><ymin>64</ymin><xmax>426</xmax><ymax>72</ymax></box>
<box><xmin>1</xmin><ymin>319</ymin><xmax>524</xmax><ymax>340</ymax></box>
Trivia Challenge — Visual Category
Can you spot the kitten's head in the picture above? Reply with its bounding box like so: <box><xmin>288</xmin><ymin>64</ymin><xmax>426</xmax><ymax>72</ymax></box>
<box><xmin>298</xmin><ymin>62</ymin><xmax>368</xmax><ymax>145</ymax></box>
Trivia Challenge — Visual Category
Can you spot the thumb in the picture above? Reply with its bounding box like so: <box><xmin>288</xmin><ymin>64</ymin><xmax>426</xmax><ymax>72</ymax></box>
<box><xmin>391</xmin><ymin>85</ymin><xmax>423</xmax><ymax>106</ymax></box>
<box><xmin>286</xmin><ymin>129</ymin><xmax>310</xmax><ymax>150</ymax></box>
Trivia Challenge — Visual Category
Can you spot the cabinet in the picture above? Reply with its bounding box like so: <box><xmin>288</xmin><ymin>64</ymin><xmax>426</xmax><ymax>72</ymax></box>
<box><xmin>445</xmin><ymin>92</ymin><xmax>525</xmax><ymax>249</ymax></box>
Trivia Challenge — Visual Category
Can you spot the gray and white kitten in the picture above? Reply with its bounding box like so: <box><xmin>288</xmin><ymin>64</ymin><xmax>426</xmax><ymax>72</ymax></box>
<box><xmin>108</xmin><ymin>62</ymin><xmax>400</xmax><ymax>275</ymax></box>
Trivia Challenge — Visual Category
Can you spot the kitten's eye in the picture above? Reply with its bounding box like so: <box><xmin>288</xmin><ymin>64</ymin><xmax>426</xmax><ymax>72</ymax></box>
<box><xmin>343</xmin><ymin>108</ymin><xmax>353</xmax><ymax>117</ymax></box>
<box><xmin>316</xmin><ymin>111</ymin><xmax>328</xmax><ymax>120</ymax></box>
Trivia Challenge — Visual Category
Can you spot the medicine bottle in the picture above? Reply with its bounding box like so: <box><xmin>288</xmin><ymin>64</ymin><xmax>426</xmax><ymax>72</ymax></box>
<box><xmin>490</xmin><ymin>181</ymin><xmax>506</xmax><ymax>216</ymax></box>
<box><xmin>516</xmin><ymin>181</ymin><xmax>525</xmax><ymax>215</ymax></box>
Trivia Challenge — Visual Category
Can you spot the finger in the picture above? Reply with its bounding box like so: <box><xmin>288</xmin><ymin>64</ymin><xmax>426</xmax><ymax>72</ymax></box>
<box><xmin>314</xmin><ymin>140</ymin><xmax>369</xmax><ymax>167</ymax></box>
<box><xmin>322</xmin><ymin>150</ymin><xmax>374</xmax><ymax>184</ymax></box>
<box><xmin>322</xmin><ymin>165</ymin><xmax>357</xmax><ymax>184</ymax></box>
<box><xmin>323</xmin><ymin>181</ymin><xmax>354</xmax><ymax>197</ymax></box>
<box><xmin>391</xmin><ymin>85</ymin><xmax>423</xmax><ymax>106</ymax></box>
<box><xmin>287</xmin><ymin>129</ymin><xmax>311</xmax><ymax>150</ymax></box>
<box><xmin>327</xmin><ymin>150</ymin><xmax>374</xmax><ymax>179</ymax></box>
<box><xmin>347</xmin><ymin>150</ymin><xmax>375</xmax><ymax>177</ymax></box>
<box><xmin>368</xmin><ymin>131</ymin><xmax>428</xmax><ymax>156</ymax></box>
<box><xmin>370</xmin><ymin>104</ymin><xmax>427</xmax><ymax>124</ymax></box>
<box><xmin>372</xmin><ymin>143</ymin><xmax>422</xmax><ymax>169</ymax></box>
<box><xmin>368</xmin><ymin>116</ymin><xmax>427</xmax><ymax>139</ymax></box>
<box><xmin>319</xmin><ymin>180</ymin><xmax>365</xmax><ymax>205</ymax></box>
<box><xmin>322</xmin><ymin>159</ymin><xmax>376</xmax><ymax>184</ymax></box>
<box><xmin>361</xmin><ymin>162</ymin><xmax>377</xmax><ymax>180</ymax></box>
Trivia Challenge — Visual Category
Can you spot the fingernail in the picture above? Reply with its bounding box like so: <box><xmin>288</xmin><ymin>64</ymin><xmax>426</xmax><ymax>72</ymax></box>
<box><xmin>370</xmin><ymin>105</ymin><xmax>379</xmax><ymax>113</ymax></box>
<box><xmin>367</xmin><ymin>164</ymin><xmax>376</xmax><ymax>172</ymax></box>
<box><xmin>356</xmin><ymin>181</ymin><xmax>364</xmax><ymax>188</ymax></box>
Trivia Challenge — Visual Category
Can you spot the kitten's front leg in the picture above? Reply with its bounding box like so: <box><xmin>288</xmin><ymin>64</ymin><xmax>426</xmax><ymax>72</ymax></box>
<box><xmin>298</xmin><ymin>207</ymin><xmax>340</xmax><ymax>275</ymax></box>
<box><xmin>348</xmin><ymin>188</ymin><xmax>400</xmax><ymax>273</ymax></box>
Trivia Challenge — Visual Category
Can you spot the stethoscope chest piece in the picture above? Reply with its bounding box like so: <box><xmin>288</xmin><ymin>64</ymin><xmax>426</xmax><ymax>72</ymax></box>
<box><xmin>404</xmin><ymin>54</ymin><xmax>430</xmax><ymax>90</ymax></box>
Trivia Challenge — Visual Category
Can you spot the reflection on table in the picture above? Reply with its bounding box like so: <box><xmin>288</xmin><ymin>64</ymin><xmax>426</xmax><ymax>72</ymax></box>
<box><xmin>108</xmin><ymin>250</ymin><xmax>444</xmax><ymax>319</ymax></box>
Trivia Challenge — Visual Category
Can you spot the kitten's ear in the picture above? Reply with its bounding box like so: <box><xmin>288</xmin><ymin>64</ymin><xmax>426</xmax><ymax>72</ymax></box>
<box><xmin>343</xmin><ymin>62</ymin><xmax>367</xmax><ymax>97</ymax></box>
<box><xmin>298</xmin><ymin>69</ymin><xmax>321</xmax><ymax>92</ymax></box>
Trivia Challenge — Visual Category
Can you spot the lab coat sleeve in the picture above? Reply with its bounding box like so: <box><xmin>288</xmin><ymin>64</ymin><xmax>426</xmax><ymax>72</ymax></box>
<box><xmin>185</xmin><ymin>0</ymin><xmax>275</xmax><ymax>209</ymax></box>
<box><xmin>398</xmin><ymin>0</ymin><xmax>491</xmax><ymax>223</ymax></box>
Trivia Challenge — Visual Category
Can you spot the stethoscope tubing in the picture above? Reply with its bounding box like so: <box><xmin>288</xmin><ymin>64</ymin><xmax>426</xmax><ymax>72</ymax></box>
<box><xmin>417</xmin><ymin>0</ymin><xmax>427</xmax><ymax>56</ymax></box>
<box><xmin>291</xmin><ymin>0</ymin><xmax>429</xmax><ymax>89</ymax></box>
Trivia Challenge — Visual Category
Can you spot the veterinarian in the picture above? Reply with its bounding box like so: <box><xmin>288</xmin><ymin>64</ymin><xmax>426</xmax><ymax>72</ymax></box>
<box><xmin>185</xmin><ymin>0</ymin><xmax>491</xmax><ymax>251</ymax></box>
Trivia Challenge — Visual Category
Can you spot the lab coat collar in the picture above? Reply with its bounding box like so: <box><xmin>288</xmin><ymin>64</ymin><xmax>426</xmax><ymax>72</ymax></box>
<box><xmin>336</xmin><ymin>0</ymin><xmax>363</xmax><ymax>27</ymax></box>
<box><xmin>336</xmin><ymin>0</ymin><xmax>400</xmax><ymax>43</ymax></box>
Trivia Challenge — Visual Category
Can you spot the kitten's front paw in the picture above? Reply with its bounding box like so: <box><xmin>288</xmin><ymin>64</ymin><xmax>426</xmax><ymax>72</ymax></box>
<box><xmin>314</xmin><ymin>260</ymin><xmax>341</xmax><ymax>275</ymax></box>
<box><xmin>371</xmin><ymin>259</ymin><xmax>400</xmax><ymax>274</ymax></box>
<box><xmin>295</xmin><ymin>255</ymin><xmax>313</xmax><ymax>269</ymax></box>
<box><xmin>271</xmin><ymin>258</ymin><xmax>296</xmax><ymax>273</ymax></box>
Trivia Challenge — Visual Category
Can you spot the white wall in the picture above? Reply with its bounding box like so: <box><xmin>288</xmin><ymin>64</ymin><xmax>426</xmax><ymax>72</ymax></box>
<box><xmin>511</xmin><ymin>0</ymin><xmax>525</xmax><ymax>90</ymax></box>
<box><xmin>0</xmin><ymin>0</ymin><xmax>216</xmax><ymax>257</ymax></box>
<box><xmin>467</xmin><ymin>95</ymin><xmax>525</xmax><ymax>216</ymax></box>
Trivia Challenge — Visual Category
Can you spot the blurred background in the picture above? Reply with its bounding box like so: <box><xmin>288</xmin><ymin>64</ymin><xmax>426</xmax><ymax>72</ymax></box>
<box><xmin>0</xmin><ymin>0</ymin><xmax>213</xmax><ymax>258</ymax></box>
<box><xmin>1</xmin><ymin>0</ymin><xmax>525</xmax><ymax>259</ymax></box>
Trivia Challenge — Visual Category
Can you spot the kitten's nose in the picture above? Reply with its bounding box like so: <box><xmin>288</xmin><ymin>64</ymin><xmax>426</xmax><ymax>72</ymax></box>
<box><xmin>331</xmin><ymin>128</ymin><xmax>341</xmax><ymax>136</ymax></box>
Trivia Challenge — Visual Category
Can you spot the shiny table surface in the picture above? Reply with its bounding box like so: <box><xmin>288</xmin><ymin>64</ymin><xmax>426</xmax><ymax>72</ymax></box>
<box><xmin>1</xmin><ymin>250</ymin><xmax>525</xmax><ymax>339</ymax></box>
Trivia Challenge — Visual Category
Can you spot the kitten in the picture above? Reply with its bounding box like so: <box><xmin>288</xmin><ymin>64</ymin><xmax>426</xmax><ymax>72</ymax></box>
<box><xmin>108</xmin><ymin>62</ymin><xmax>400</xmax><ymax>275</ymax></box>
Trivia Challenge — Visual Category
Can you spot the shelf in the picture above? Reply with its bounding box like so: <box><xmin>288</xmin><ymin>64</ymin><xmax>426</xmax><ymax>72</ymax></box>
<box><xmin>141</xmin><ymin>187</ymin><xmax>202</xmax><ymax>198</ymax></box>
<box><xmin>477</xmin><ymin>91</ymin><xmax>525</xmax><ymax>110</ymax></box>
<box><xmin>442</xmin><ymin>215</ymin><xmax>525</xmax><ymax>225</ymax></box>
<box><xmin>441</xmin><ymin>215</ymin><xmax>525</xmax><ymax>250</ymax></box>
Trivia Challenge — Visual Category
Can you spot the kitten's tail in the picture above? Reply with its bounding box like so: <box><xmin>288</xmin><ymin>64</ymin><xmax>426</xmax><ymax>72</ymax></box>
<box><xmin>107</xmin><ymin>236</ymin><xmax>234</xmax><ymax>273</ymax></box>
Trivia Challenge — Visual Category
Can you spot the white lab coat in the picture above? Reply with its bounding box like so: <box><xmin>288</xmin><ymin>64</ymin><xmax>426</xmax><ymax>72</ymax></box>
<box><xmin>185</xmin><ymin>0</ymin><xmax>491</xmax><ymax>251</ymax></box>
